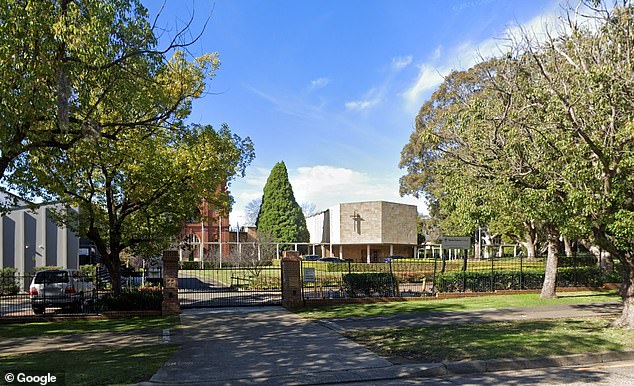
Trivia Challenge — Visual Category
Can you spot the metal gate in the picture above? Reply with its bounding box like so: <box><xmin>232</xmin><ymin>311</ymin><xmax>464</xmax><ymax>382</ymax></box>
<box><xmin>178</xmin><ymin>266</ymin><xmax>281</xmax><ymax>308</ymax></box>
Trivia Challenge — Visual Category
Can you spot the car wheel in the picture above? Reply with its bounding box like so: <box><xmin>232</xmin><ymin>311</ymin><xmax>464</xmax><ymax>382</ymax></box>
<box><xmin>32</xmin><ymin>306</ymin><xmax>45</xmax><ymax>315</ymax></box>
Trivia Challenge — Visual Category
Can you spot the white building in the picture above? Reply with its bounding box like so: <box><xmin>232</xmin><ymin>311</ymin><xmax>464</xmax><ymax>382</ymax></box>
<box><xmin>306</xmin><ymin>201</ymin><xmax>418</xmax><ymax>262</ymax></box>
<box><xmin>1</xmin><ymin>197</ymin><xmax>80</xmax><ymax>274</ymax></box>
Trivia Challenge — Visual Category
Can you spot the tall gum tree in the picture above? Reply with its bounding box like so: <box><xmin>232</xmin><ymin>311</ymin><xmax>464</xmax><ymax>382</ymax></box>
<box><xmin>401</xmin><ymin>2</ymin><xmax>634</xmax><ymax>323</ymax></box>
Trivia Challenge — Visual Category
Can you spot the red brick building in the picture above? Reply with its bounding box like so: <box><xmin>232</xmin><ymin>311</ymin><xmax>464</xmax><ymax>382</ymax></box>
<box><xmin>179</xmin><ymin>200</ymin><xmax>231</xmax><ymax>262</ymax></box>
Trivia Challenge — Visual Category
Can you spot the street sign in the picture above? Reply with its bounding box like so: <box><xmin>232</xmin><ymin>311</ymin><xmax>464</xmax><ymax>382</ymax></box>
<box><xmin>303</xmin><ymin>268</ymin><xmax>316</xmax><ymax>282</ymax></box>
<box><xmin>441</xmin><ymin>236</ymin><xmax>471</xmax><ymax>250</ymax></box>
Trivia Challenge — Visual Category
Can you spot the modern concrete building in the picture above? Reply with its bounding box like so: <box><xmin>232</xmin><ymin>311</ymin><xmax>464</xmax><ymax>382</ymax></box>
<box><xmin>306</xmin><ymin>201</ymin><xmax>418</xmax><ymax>263</ymax></box>
<box><xmin>1</xmin><ymin>203</ymin><xmax>80</xmax><ymax>274</ymax></box>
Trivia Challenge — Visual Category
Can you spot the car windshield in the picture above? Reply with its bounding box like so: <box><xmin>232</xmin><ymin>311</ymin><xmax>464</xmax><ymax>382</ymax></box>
<box><xmin>34</xmin><ymin>271</ymin><xmax>69</xmax><ymax>284</ymax></box>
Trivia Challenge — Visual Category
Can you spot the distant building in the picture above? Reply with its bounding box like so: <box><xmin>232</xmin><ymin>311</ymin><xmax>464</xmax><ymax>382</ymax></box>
<box><xmin>0</xmin><ymin>200</ymin><xmax>80</xmax><ymax>273</ymax></box>
<box><xmin>179</xmin><ymin>200</ymin><xmax>231</xmax><ymax>262</ymax></box>
<box><xmin>306</xmin><ymin>201</ymin><xmax>418</xmax><ymax>262</ymax></box>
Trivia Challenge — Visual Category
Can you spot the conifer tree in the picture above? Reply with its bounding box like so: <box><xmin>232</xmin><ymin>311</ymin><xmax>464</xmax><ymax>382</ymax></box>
<box><xmin>256</xmin><ymin>161</ymin><xmax>309</xmax><ymax>243</ymax></box>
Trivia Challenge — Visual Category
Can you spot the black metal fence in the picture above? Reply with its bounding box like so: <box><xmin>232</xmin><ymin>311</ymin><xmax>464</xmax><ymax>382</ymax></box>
<box><xmin>178</xmin><ymin>266</ymin><xmax>281</xmax><ymax>308</ymax></box>
<box><xmin>301</xmin><ymin>254</ymin><xmax>622</xmax><ymax>300</ymax></box>
<box><xmin>0</xmin><ymin>267</ymin><xmax>163</xmax><ymax>318</ymax></box>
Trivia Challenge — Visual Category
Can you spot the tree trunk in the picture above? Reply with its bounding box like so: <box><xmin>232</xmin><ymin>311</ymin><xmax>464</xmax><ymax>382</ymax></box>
<box><xmin>440</xmin><ymin>251</ymin><xmax>447</xmax><ymax>273</ymax></box>
<box><xmin>104</xmin><ymin>253</ymin><xmax>123</xmax><ymax>295</ymax></box>
<box><xmin>614</xmin><ymin>259</ymin><xmax>634</xmax><ymax>328</ymax></box>
<box><xmin>523</xmin><ymin>221</ymin><xmax>537</xmax><ymax>259</ymax></box>
<box><xmin>563</xmin><ymin>236</ymin><xmax>573</xmax><ymax>258</ymax></box>
<box><xmin>540</xmin><ymin>226</ymin><xmax>559</xmax><ymax>299</ymax></box>
<box><xmin>579</xmin><ymin>239</ymin><xmax>615</xmax><ymax>273</ymax></box>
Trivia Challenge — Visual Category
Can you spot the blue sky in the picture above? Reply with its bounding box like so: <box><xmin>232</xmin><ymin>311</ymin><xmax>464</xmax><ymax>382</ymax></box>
<box><xmin>146</xmin><ymin>0</ymin><xmax>558</xmax><ymax>225</ymax></box>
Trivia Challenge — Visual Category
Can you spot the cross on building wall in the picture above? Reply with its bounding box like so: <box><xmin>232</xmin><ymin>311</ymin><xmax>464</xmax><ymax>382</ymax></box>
<box><xmin>350</xmin><ymin>211</ymin><xmax>364</xmax><ymax>234</ymax></box>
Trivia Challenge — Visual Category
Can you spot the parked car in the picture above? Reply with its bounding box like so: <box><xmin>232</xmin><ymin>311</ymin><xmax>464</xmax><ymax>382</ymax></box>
<box><xmin>317</xmin><ymin>257</ymin><xmax>346</xmax><ymax>263</ymax></box>
<box><xmin>386</xmin><ymin>255</ymin><xmax>406</xmax><ymax>260</ymax></box>
<box><xmin>301</xmin><ymin>255</ymin><xmax>320</xmax><ymax>261</ymax></box>
<box><xmin>29</xmin><ymin>269</ymin><xmax>95</xmax><ymax>314</ymax></box>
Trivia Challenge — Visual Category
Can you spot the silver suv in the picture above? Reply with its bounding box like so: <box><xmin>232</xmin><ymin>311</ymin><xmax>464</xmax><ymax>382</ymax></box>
<box><xmin>29</xmin><ymin>269</ymin><xmax>95</xmax><ymax>314</ymax></box>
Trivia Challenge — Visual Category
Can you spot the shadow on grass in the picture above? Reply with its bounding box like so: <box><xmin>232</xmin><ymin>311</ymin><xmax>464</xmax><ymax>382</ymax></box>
<box><xmin>347</xmin><ymin>318</ymin><xmax>631</xmax><ymax>363</ymax></box>
<box><xmin>0</xmin><ymin>345</ymin><xmax>177</xmax><ymax>385</ymax></box>
<box><xmin>0</xmin><ymin>316</ymin><xmax>179</xmax><ymax>338</ymax></box>
<box><xmin>439</xmin><ymin>366</ymin><xmax>607</xmax><ymax>385</ymax></box>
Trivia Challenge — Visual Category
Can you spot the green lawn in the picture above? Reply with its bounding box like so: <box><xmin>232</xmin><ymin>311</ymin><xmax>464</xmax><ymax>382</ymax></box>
<box><xmin>0</xmin><ymin>315</ymin><xmax>180</xmax><ymax>338</ymax></box>
<box><xmin>0</xmin><ymin>345</ymin><xmax>178</xmax><ymax>385</ymax></box>
<box><xmin>0</xmin><ymin>316</ymin><xmax>180</xmax><ymax>385</ymax></box>
<box><xmin>347</xmin><ymin>317</ymin><xmax>634</xmax><ymax>363</ymax></box>
<box><xmin>297</xmin><ymin>290</ymin><xmax>621</xmax><ymax>319</ymax></box>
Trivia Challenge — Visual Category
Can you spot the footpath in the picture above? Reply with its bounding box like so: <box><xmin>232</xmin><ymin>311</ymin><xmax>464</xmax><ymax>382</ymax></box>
<box><xmin>0</xmin><ymin>302</ymin><xmax>628</xmax><ymax>384</ymax></box>
<box><xmin>139</xmin><ymin>302</ymin><xmax>631</xmax><ymax>385</ymax></box>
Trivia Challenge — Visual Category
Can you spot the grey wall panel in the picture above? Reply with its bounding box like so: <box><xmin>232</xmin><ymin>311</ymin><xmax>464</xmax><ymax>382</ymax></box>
<box><xmin>23</xmin><ymin>212</ymin><xmax>37</xmax><ymax>273</ymax></box>
<box><xmin>2</xmin><ymin>217</ymin><xmax>15</xmax><ymax>269</ymax></box>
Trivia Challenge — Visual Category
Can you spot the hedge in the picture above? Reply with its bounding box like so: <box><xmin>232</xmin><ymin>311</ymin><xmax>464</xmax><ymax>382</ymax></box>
<box><xmin>435</xmin><ymin>267</ymin><xmax>609</xmax><ymax>293</ymax></box>
<box><xmin>342</xmin><ymin>272</ymin><xmax>399</xmax><ymax>297</ymax></box>
<box><xmin>96</xmin><ymin>288</ymin><xmax>163</xmax><ymax>311</ymax></box>
<box><xmin>0</xmin><ymin>267</ymin><xmax>19</xmax><ymax>295</ymax></box>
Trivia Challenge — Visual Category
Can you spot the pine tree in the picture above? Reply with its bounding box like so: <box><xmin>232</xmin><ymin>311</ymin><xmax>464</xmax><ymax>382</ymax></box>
<box><xmin>256</xmin><ymin>161</ymin><xmax>309</xmax><ymax>243</ymax></box>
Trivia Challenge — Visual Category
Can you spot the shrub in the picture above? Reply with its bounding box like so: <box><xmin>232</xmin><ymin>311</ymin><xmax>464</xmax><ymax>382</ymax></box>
<box><xmin>96</xmin><ymin>289</ymin><xmax>163</xmax><ymax>311</ymax></box>
<box><xmin>33</xmin><ymin>266</ymin><xmax>62</xmax><ymax>272</ymax></box>
<box><xmin>0</xmin><ymin>267</ymin><xmax>19</xmax><ymax>295</ymax></box>
<box><xmin>342</xmin><ymin>272</ymin><xmax>399</xmax><ymax>297</ymax></box>
<box><xmin>435</xmin><ymin>267</ymin><xmax>607</xmax><ymax>293</ymax></box>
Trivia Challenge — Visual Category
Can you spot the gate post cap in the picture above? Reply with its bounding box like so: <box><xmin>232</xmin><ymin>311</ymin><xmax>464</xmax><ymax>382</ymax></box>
<box><xmin>282</xmin><ymin>251</ymin><xmax>301</xmax><ymax>261</ymax></box>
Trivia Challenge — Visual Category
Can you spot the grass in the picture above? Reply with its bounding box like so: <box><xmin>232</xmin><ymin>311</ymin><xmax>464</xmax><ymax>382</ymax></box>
<box><xmin>0</xmin><ymin>315</ymin><xmax>180</xmax><ymax>338</ymax></box>
<box><xmin>297</xmin><ymin>290</ymin><xmax>621</xmax><ymax>319</ymax></box>
<box><xmin>347</xmin><ymin>317</ymin><xmax>634</xmax><ymax>363</ymax></box>
<box><xmin>0</xmin><ymin>345</ymin><xmax>178</xmax><ymax>385</ymax></box>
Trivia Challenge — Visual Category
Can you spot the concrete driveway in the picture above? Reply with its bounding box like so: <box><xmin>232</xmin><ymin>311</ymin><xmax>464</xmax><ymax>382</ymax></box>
<box><xmin>146</xmin><ymin>306</ymin><xmax>395</xmax><ymax>385</ymax></box>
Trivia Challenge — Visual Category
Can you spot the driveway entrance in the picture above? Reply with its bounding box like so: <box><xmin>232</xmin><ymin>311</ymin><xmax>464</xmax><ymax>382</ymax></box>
<box><xmin>178</xmin><ymin>267</ymin><xmax>281</xmax><ymax>308</ymax></box>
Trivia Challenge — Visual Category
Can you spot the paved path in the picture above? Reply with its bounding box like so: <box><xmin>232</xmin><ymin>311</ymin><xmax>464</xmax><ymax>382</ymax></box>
<box><xmin>146</xmin><ymin>307</ymin><xmax>395</xmax><ymax>385</ymax></box>
<box><xmin>141</xmin><ymin>302</ymin><xmax>627</xmax><ymax>385</ymax></box>
<box><xmin>319</xmin><ymin>302</ymin><xmax>623</xmax><ymax>331</ymax></box>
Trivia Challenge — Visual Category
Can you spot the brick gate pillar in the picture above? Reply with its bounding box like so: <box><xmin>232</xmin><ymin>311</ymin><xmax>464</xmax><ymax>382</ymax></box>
<box><xmin>281</xmin><ymin>251</ymin><xmax>302</xmax><ymax>309</ymax></box>
<box><xmin>162</xmin><ymin>249</ymin><xmax>180</xmax><ymax>315</ymax></box>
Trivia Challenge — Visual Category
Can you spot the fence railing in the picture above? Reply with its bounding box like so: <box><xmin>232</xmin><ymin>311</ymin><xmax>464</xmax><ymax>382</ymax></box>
<box><xmin>301</xmin><ymin>254</ymin><xmax>622</xmax><ymax>300</ymax></box>
<box><xmin>0</xmin><ymin>267</ymin><xmax>163</xmax><ymax>318</ymax></box>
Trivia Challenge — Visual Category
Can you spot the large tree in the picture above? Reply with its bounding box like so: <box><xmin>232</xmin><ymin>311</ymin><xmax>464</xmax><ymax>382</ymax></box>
<box><xmin>3</xmin><ymin>0</ymin><xmax>257</xmax><ymax>291</ymax></box>
<box><xmin>256</xmin><ymin>161</ymin><xmax>309</xmax><ymax>245</ymax></box>
<box><xmin>15</xmin><ymin>123</ymin><xmax>254</xmax><ymax>293</ymax></box>
<box><xmin>0</xmin><ymin>0</ymin><xmax>209</xmax><ymax>207</ymax></box>
<box><xmin>401</xmin><ymin>2</ymin><xmax>634</xmax><ymax>323</ymax></box>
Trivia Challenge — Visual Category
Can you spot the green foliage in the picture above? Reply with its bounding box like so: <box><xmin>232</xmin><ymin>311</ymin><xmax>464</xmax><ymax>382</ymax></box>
<box><xmin>96</xmin><ymin>289</ymin><xmax>163</xmax><ymax>311</ymax></box>
<box><xmin>33</xmin><ymin>266</ymin><xmax>63</xmax><ymax>272</ymax></box>
<box><xmin>79</xmin><ymin>264</ymin><xmax>97</xmax><ymax>278</ymax></box>
<box><xmin>436</xmin><ymin>267</ymin><xmax>606</xmax><ymax>292</ymax></box>
<box><xmin>0</xmin><ymin>267</ymin><xmax>19</xmax><ymax>295</ymax></box>
<box><xmin>256</xmin><ymin>161</ymin><xmax>309</xmax><ymax>243</ymax></box>
<box><xmin>342</xmin><ymin>273</ymin><xmax>399</xmax><ymax>297</ymax></box>
<box><xmin>1</xmin><ymin>0</ymin><xmax>256</xmax><ymax>293</ymax></box>
<box><xmin>399</xmin><ymin>2</ymin><xmax>634</xmax><ymax>309</ymax></box>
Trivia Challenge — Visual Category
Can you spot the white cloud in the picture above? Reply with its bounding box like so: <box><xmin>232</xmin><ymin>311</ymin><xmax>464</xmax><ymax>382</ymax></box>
<box><xmin>309</xmin><ymin>77</ymin><xmax>330</xmax><ymax>90</ymax></box>
<box><xmin>401</xmin><ymin>4</ymin><xmax>562</xmax><ymax>110</ymax></box>
<box><xmin>290</xmin><ymin>165</ymin><xmax>427</xmax><ymax>214</ymax></box>
<box><xmin>402</xmin><ymin>64</ymin><xmax>448</xmax><ymax>107</ymax></box>
<box><xmin>229</xmin><ymin>164</ymin><xmax>428</xmax><ymax>224</ymax></box>
<box><xmin>345</xmin><ymin>87</ymin><xmax>384</xmax><ymax>112</ymax></box>
<box><xmin>344</xmin><ymin>99</ymin><xmax>379</xmax><ymax>112</ymax></box>
<box><xmin>391</xmin><ymin>55</ymin><xmax>413</xmax><ymax>70</ymax></box>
